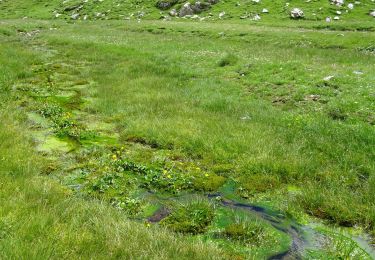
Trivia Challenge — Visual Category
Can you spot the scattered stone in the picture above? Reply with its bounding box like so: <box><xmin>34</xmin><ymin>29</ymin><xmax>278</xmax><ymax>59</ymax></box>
<box><xmin>347</xmin><ymin>3</ymin><xmax>354</xmax><ymax>9</ymax></box>
<box><xmin>290</xmin><ymin>8</ymin><xmax>304</xmax><ymax>19</ymax></box>
<box><xmin>71</xmin><ymin>13</ymin><xmax>80</xmax><ymax>20</ymax></box>
<box><xmin>252</xmin><ymin>14</ymin><xmax>261</xmax><ymax>21</ymax></box>
<box><xmin>331</xmin><ymin>0</ymin><xmax>344</xmax><ymax>6</ymax></box>
<box><xmin>304</xmin><ymin>94</ymin><xmax>321</xmax><ymax>101</ymax></box>
<box><xmin>334</xmin><ymin>15</ymin><xmax>340</xmax><ymax>20</ymax></box>
<box><xmin>262</xmin><ymin>8</ymin><xmax>269</xmax><ymax>13</ymax></box>
<box><xmin>353</xmin><ymin>71</ymin><xmax>364</xmax><ymax>75</ymax></box>
<box><xmin>137</xmin><ymin>11</ymin><xmax>145</xmax><ymax>18</ymax></box>
<box><xmin>169</xmin><ymin>9</ymin><xmax>178</xmax><ymax>16</ymax></box>
<box><xmin>336</xmin><ymin>10</ymin><xmax>342</xmax><ymax>14</ymax></box>
<box><xmin>219</xmin><ymin>11</ymin><xmax>226</xmax><ymax>19</ymax></box>
<box><xmin>326</xmin><ymin>17</ymin><xmax>332</xmax><ymax>22</ymax></box>
<box><xmin>370</xmin><ymin>10</ymin><xmax>375</xmax><ymax>17</ymax></box>
<box><xmin>324</xmin><ymin>75</ymin><xmax>334</xmax><ymax>81</ymax></box>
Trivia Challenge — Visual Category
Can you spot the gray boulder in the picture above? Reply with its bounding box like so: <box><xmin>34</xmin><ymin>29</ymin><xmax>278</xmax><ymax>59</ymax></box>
<box><xmin>156</xmin><ymin>0</ymin><xmax>178</xmax><ymax>10</ymax></box>
<box><xmin>191</xmin><ymin>1</ymin><xmax>211</xmax><ymax>13</ymax></box>
<box><xmin>179</xmin><ymin>3</ymin><xmax>194</xmax><ymax>17</ymax></box>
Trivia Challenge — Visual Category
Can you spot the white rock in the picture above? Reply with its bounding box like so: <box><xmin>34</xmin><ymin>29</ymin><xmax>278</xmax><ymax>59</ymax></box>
<box><xmin>219</xmin><ymin>11</ymin><xmax>226</xmax><ymax>19</ymax></box>
<box><xmin>334</xmin><ymin>16</ymin><xmax>340</xmax><ymax>20</ymax></box>
<box><xmin>252</xmin><ymin>14</ymin><xmax>261</xmax><ymax>20</ymax></box>
<box><xmin>290</xmin><ymin>8</ymin><xmax>304</xmax><ymax>19</ymax></box>
<box><xmin>262</xmin><ymin>8</ymin><xmax>269</xmax><ymax>13</ymax></box>
<box><xmin>331</xmin><ymin>0</ymin><xmax>344</xmax><ymax>6</ymax></box>
<box><xmin>347</xmin><ymin>3</ymin><xmax>354</xmax><ymax>9</ymax></box>
<box><xmin>324</xmin><ymin>75</ymin><xmax>334</xmax><ymax>81</ymax></box>
<box><xmin>169</xmin><ymin>9</ymin><xmax>178</xmax><ymax>16</ymax></box>
<box><xmin>370</xmin><ymin>10</ymin><xmax>375</xmax><ymax>17</ymax></box>
<box><xmin>336</xmin><ymin>10</ymin><xmax>342</xmax><ymax>14</ymax></box>
<box><xmin>71</xmin><ymin>13</ymin><xmax>79</xmax><ymax>20</ymax></box>
<box><xmin>326</xmin><ymin>17</ymin><xmax>332</xmax><ymax>22</ymax></box>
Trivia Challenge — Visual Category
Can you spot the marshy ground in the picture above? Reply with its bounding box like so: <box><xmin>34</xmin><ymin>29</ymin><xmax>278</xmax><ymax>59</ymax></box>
<box><xmin>0</xmin><ymin>9</ymin><xmax>374</xmax><ymax>259</ymax></box>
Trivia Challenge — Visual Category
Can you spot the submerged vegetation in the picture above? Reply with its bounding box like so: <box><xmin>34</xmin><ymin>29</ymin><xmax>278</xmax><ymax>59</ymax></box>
<box><xmin>0</xmin><ymin>0</ymin><xmax>375</xmax><ymax>258</ymax></box>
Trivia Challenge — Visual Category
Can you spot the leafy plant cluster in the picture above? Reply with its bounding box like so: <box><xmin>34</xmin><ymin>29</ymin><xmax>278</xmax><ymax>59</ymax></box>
<box><xmin>38</xmin><ymin>102</ymin><xmax>95</xmax><ymax>140</ymax></box>
<box><xmin>114</xmin><ymin>159</ymin><xmax>194</xmax><ymax>193</ymax></box>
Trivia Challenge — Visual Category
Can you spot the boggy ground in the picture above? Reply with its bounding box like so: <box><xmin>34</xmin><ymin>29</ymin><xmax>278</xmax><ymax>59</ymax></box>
<box><xmin>0</xmin><ymin>19</ymin><xmax>374</xmax><ymax>259</ymax></box>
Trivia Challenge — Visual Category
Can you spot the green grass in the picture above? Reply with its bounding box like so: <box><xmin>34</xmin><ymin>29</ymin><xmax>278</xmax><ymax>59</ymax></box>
<box><xmin>0</xmin><ymin>2</ymin><xmax>374</xmax><ymax>258</ymax></box>
<box><xmin>44</xmin><ymin>19</ymin><xmax>374</xmax><ymax>231</ymax></box>
<box><xmin>0</xmin><ymin>34</ymin><xmax>226</xmax><ymax>260</ymax></box>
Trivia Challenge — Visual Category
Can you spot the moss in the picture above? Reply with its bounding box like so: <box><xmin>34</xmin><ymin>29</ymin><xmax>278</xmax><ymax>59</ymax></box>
<box><xmin>193</xmin><ymin>173</ymin><xmax>226</xmax><ymax>191</ymax></box>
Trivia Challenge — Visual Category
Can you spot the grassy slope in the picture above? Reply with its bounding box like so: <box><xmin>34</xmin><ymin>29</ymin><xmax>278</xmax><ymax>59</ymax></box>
<box><xmin>0</xmin><ymin>31</ymin><xmax>225</xmax><ymax>259</ymax></box>
<box><xmin>0</xmin><ymin>0</ymin><xmax>374</xmax><ymax>29</ymax></box>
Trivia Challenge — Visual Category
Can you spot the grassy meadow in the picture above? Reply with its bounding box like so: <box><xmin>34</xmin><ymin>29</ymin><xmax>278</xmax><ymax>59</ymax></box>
<box><xmin>0</xmin><ymin>0</ymin><xmax>375</xmax><ymax>258</ymax></box>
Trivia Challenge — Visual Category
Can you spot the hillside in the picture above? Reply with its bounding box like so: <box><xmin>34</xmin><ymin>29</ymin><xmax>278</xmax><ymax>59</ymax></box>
<box><xmin>1</xmin><ymin>0</ymin><xmax>375</xmax><ymax>28</ymax></box>
<box><xmin>0</xmin><ymin>1</ymin><xmax>375</xmax><ymax>259</ymax></box>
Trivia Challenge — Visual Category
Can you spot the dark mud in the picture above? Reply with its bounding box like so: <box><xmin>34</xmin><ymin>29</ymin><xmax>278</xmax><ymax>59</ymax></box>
<box><xmin>148</xmin><ymin>207</ymin><xmax>170</xmax><ymax>223</ymax></box>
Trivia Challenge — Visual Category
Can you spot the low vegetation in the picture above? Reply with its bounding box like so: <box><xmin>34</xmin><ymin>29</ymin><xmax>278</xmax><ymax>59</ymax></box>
<box><xmin>0</xmin><ymin>0</ymin><xmax>374</xmax><ymax>258</ymax></box>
